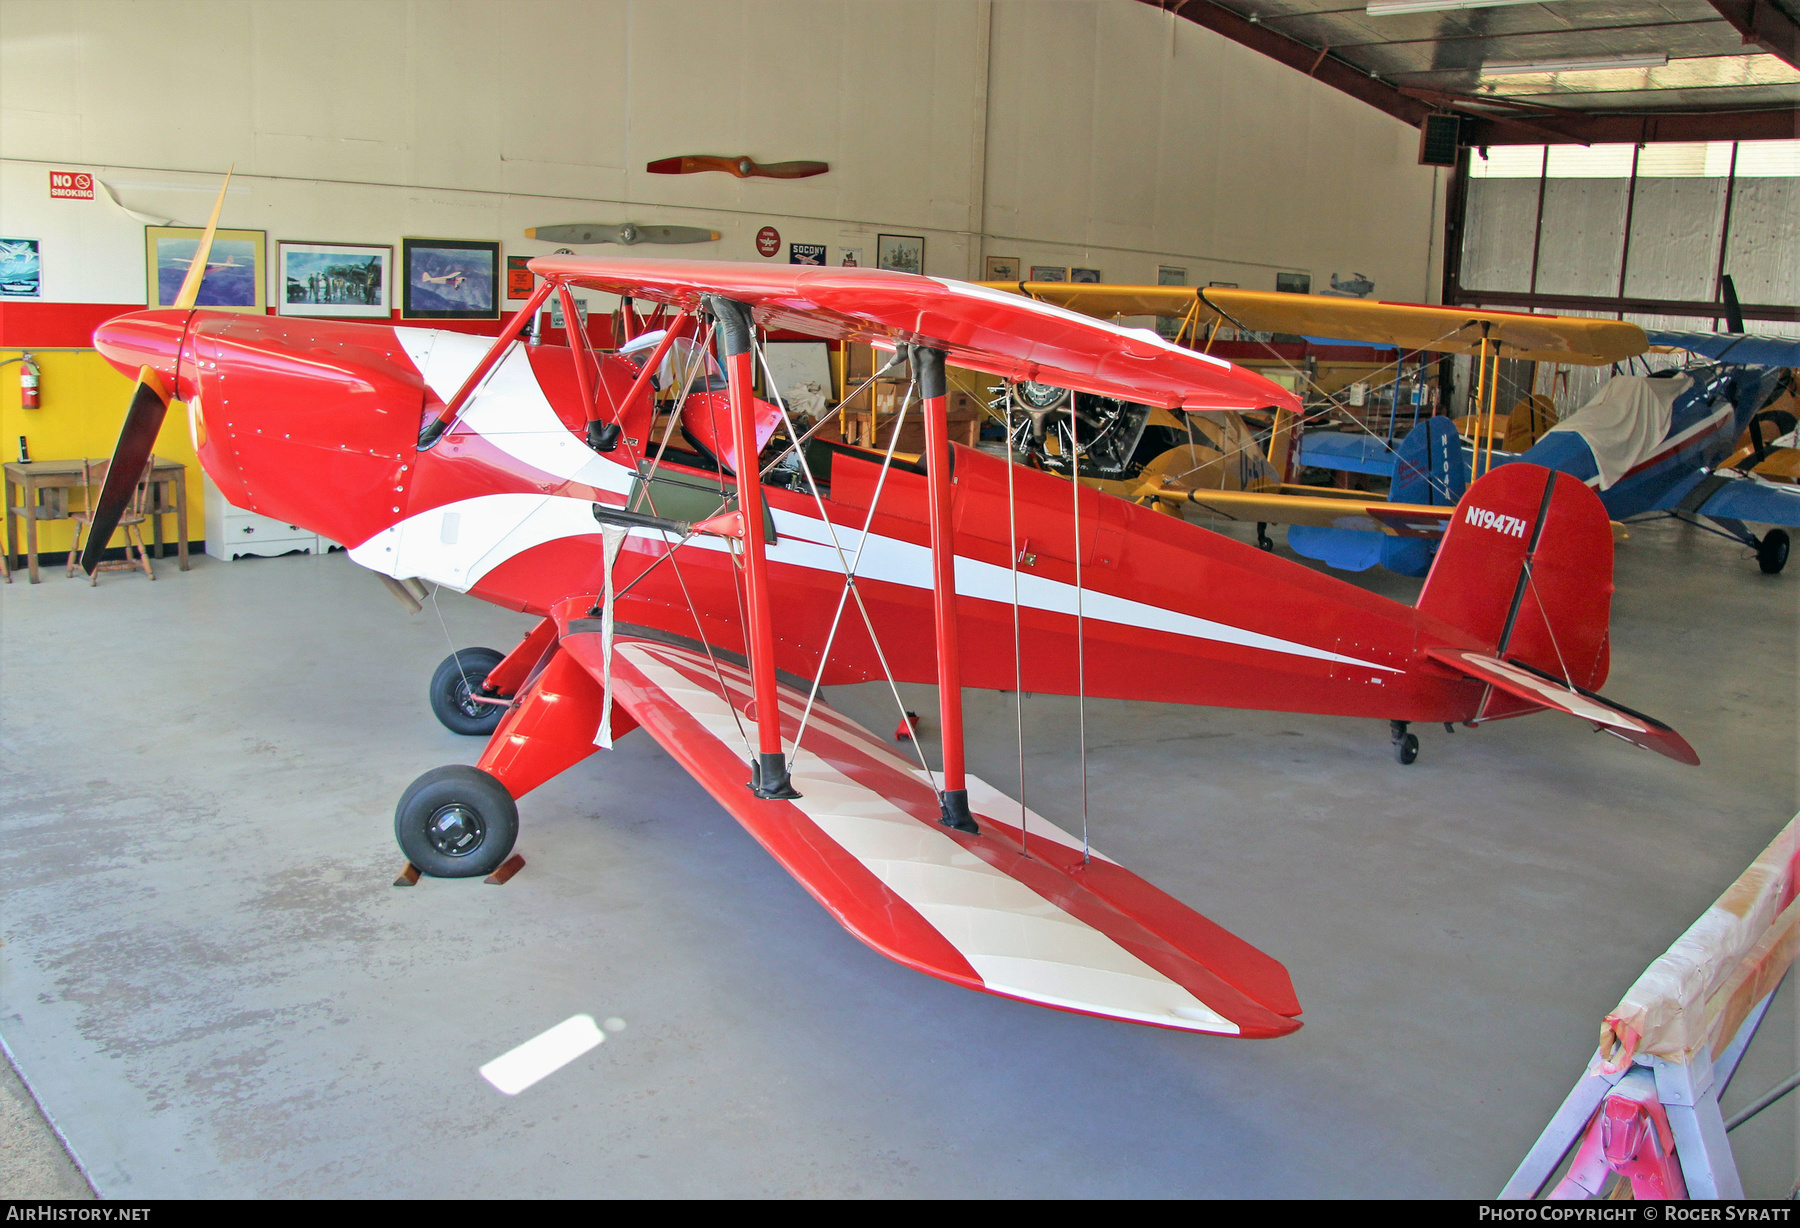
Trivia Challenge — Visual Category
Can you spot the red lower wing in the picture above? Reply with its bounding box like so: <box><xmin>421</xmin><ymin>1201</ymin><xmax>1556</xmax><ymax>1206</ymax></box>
<box><xmin>559</xmin><ymin>624</ymin><xmax>1301</xmax><ymax>1038</ymax></box>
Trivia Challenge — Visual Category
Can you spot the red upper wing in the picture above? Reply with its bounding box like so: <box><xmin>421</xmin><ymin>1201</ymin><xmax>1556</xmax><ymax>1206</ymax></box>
<box><xmin>526</xmin><ymin>256</ymin><xmax>1299</xmax><ymax>414</ymax></box>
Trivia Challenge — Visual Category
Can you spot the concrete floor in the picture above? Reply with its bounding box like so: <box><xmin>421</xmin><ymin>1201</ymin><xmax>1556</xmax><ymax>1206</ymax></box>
<box><xmin>1</xmin><ymin>516</ymin><xmax>1794</xmax><ymax>1198</ymax></box>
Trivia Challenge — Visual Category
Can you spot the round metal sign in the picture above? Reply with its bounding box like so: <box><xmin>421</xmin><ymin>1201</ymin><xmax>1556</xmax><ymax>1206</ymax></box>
<box><xmin>755</xmin><ymin>226</ymin><xmax>781</xmax><ymax>258</ymax></box>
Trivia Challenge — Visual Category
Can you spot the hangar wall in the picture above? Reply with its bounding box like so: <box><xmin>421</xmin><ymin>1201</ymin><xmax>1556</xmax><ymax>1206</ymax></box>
<box><xmin>1</xmin><ymin>0</ymin><xmax>1442</xmax><ymax>305</ymax></box>
<box><xmin>0</xmin><ymin>0</ymin><xmax>1443</xmax><ymax>549</ymax></box>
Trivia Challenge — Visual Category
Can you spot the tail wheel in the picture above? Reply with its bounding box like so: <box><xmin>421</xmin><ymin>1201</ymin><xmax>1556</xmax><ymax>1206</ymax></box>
<box><xmin>1757</xmin><ymin>529</ymin><xmax>1789</xmax><ymax>575</ymax></box>
<box><xmin>1395</xmin><ymin>733</ymin><xmax>1419</xmax><ymax>765</ymax></box>
<box><xmin>430</xmin><ymin>647</ymin><xmax>507</xmax><ymax>735</ymax></box>
<box><xmin>395</xmin><ymin>765</ymin><xmax>518</xmax><ymax>878</ymax></box>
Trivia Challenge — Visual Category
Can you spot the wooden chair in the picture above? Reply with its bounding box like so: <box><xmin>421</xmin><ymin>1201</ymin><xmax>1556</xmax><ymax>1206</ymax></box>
<box><xmin>66</xmin><ymin>457</ymin><xmax>155</xmax><ymax>584</ymax></box>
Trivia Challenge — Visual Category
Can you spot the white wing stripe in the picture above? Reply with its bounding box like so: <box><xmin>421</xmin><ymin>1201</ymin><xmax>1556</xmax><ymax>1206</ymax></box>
<box><xmin>621</xmin><ymin>642</ymin><xmax>1238</xmax><ymax>1034</ymax></box>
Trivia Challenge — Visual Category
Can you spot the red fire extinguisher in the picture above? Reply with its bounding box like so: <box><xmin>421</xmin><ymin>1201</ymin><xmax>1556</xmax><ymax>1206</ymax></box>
<box><xmin>18</xmin><ymin>354</ymin><xmax>40</xmax><ymax>409</ymax></box>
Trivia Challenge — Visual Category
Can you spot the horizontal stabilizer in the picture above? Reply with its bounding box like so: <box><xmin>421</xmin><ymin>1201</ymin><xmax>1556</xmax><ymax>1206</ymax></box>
<box><xmin>1422</xmin><ymin>646</ymin><xmax>1698</xmax><ymax>765</ymax></box>
<box><xmin>562</xmin><ymin>626</ymin><xmax>1301</xmax><ymax>1037</ymax></box>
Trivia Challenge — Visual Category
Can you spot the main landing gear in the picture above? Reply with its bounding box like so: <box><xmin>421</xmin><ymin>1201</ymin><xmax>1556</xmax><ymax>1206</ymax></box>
<box><xmin>1390</xmin><ymin>719</ymin><xmax>1419</xmax><ymax>765</ymax></box>
<box><xmin>1756</xmin><ymin>529</ymin><xmax>1789</xmax><ymax>575</ymax></box>
<box><xmin>394</xmin><ymin>764</ymin><xmax>519</xmax><ymax>878</ymax></box>
<box><xmin>429</xmin><ymin>647</ymin><xmax>510</xmax><ymax>736</ymax></box>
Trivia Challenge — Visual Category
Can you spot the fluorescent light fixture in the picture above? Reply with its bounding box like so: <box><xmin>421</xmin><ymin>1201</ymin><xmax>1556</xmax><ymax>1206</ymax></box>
<box><xmin>1481</xmin><ymin>52</ymin><xmax>1670</xmax><ymax>75</ymax></box>
<box><xmin>1367</xmin><ymin>0</ymin><xmax>1557</xmax><ymax>15</ymax></box>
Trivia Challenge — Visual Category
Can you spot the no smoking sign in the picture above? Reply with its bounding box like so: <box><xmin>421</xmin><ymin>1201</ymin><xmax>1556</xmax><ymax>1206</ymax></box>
<box><xmin>49</xmin><ymin>171</ymin><xmax>94</xmax><ymax>200</ymax></box>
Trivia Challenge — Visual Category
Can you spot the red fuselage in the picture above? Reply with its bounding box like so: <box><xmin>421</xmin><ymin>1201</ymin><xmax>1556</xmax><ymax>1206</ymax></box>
<box><xmin>97</xmin><ymin>308</ymin><xmax>1548</xmax><ymax>726</ymax></box>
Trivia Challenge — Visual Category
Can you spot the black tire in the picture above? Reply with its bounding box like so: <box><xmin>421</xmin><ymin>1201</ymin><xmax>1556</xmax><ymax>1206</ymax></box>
<box><xmin>1758</xmin><ymin>529</ymin><xmax>1789</xmax><ymax>575</ymax></box>
<box><xmin>430</xmin><ymin>648</ymin><xmax>507</xmax><ymax>735</ymax></box>
<box><xmin>1395</xmin><ymin>732</ymin><xmax>1419</xmax><ymax>765</ymax></box>
<box><xmin>394</xmin><ymin>765</ymin><xmax>518</xmax><ymax>878</ymax></box>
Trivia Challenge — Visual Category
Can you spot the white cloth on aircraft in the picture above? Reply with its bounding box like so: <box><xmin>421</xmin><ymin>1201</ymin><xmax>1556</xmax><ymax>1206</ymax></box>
<box><xmin>1543</xmin><ymin>373</ymin><xmax>1690</xmax><ymax>490</ymax></box>
<box><xmin>594</xmin><ymin>523</ymin><xmax>629</xmax><ymax>749</ymax></box>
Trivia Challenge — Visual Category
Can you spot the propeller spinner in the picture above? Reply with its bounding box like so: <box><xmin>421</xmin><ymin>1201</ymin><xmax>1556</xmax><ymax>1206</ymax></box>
<box><xmin>80</xmin><ymin>170</ymin><xmax>232</xmax><ymax>577</ymax></box>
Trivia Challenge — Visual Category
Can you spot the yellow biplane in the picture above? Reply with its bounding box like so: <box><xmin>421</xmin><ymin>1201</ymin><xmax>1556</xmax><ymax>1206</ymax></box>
<box><xmin>980</xmin><ymin>281</ymin><xmax>1646</xmax><ymax>567</ymax></box>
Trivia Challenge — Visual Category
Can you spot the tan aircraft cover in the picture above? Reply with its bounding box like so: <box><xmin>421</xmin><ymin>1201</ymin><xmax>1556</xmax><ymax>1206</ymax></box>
<box><xmin>978</xmin><ymin>283</ymin><xmax>1648</xmax><ymax>367</ymax></box>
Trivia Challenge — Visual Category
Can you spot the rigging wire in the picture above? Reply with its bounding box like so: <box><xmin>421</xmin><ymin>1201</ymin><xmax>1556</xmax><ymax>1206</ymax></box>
<box><xmin>1004</xmin><ymin>383</ymin><xmax>1029</xmax><ymax>857</ymax></box>
<box><xmin>1157</xmin><ymin>316</ymin><xmax>1477</xmax><ymax>506</ymax></box>
<box><xmin>757</xmin><ymin>359</ymin><xmax>903</xmax><ymax>480</ymax></box>
<box><xmin>750</xmin><ymin>339</ymin><xmax>938</xmax><ymax>784</ymax></box>
<box><xmin>607</xmin><ymin>314</ymin><xmax>753</xmax><ymax>754</ymax></box>
<box><xmin>1070</xmin><ymin>419</ymin><xmax>1090</xmax><ymax>865</ymax></box>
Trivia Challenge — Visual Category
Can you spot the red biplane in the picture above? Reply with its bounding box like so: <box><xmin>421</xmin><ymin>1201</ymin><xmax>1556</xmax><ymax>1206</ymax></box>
<box><xmin>80</xmin><ymin>188</ymin><xmax>1695</xmax><ymax>1040</ymax></box>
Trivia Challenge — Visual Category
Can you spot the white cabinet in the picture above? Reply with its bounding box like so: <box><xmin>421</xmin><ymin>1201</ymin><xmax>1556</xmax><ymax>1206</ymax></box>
<box><xmin>203</xmin><ymin>476</ymin><xmax>337</xmax><ymax>561</ymax></box>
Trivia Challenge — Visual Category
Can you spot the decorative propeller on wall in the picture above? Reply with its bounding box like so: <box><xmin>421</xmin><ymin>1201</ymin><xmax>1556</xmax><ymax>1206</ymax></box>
<box><xmin>646</xmin><ymin>155</ymin><xmax>828</xmax><ymax>180</ymax></box>
<box><xmin>525</xmin><ymin>223</ymin><xmax>721</xmax><ymax>246</ymax></box>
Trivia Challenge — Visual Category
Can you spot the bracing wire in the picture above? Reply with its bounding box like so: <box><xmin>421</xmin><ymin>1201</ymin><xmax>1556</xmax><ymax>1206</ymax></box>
<box><xmin>1524</xmin><ymin>563</ymin><xmax>1577</xmax><ymax>690</ymax></box>
<box><xmin>757</xmin><ymin>359</ymin><xmax>902</xmax><ymax>480</ymax></box>
<box><xmin>1005</xmin><ymin>383</ymin><xmax>1028</xmax><ymax>857</ymax></box>
<box><xmin>749</xmin><ymin>338</ymin><xmax>938</xmax><ymax>785</ymax></box>
<box><xmin>1070</xmin><ymin>419</ymin><xmax>1090</xmax><ymax>866</ymax></box>
<box><xmin>1156</xmin><ymin>314</ymin><xmax>1479</xmax><ymax>506</ymax></box>
<box><xmin>605</xmin><ymin>315</ymin><xmax>753</xmax><ymax>754</ymax></box>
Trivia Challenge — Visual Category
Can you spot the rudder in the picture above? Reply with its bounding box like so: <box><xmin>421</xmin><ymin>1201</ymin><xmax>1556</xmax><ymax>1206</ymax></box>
<box><xmin>1415</xmin><ymin>463</ymin><xmax>1613</xmax><ymax>690</ymax></box>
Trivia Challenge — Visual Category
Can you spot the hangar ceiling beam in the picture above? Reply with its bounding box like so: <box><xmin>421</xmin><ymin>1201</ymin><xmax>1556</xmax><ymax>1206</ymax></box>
<box><xmin>1705</xmin><ymin>0</ymin><xmax>1800</xmax><ymax>69</ymax></box>
<box><xmin>1144</xmin><ymin>0</ymin><xmax>1800</xmax><ymax>145</ymax></box>
<box><xmin>1144</xmin><ymin>0</ymin><xmax>1433</xmax><ymax>128</ymax></box>
<box><xmin>1460</xmin><ymin>106</ymin><xmax>1800</xmax><ymax>145</ymax></box>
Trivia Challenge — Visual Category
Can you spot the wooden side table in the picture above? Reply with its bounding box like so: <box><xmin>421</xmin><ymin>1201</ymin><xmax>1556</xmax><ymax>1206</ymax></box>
<box><xmin>4</xmin><ymin>456</ymin><xmax>190</xmax><ymax>583</ymax></box>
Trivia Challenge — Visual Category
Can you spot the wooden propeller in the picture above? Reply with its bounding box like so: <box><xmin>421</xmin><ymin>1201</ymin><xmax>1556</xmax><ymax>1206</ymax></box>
<box><xmin>646</xmin><ymin>155</ymin><xmax>828</xmax><ymax>180</ymax></box>
<box><xmin>81</xmin><ymin>170</ymin><xmax>231</xmax><ymax>577</ymax></box>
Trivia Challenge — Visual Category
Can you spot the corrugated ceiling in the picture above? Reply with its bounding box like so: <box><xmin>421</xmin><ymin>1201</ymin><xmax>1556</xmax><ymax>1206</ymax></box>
<box><xmin>1208</xmin><ymin>0</ymin><xmax>1798</xmax><ymax>112</ymax></box>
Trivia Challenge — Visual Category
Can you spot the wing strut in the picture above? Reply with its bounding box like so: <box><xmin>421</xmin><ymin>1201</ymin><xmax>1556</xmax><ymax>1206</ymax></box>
<box><xmin>711</xmin><ymin>295</ymin><xmax>800</xmax><ymax>799</ymax></box>
<box><xmin>912</xmin><ymin>345</ymin><xmax>979</xmax><ymax>834</ymax></box>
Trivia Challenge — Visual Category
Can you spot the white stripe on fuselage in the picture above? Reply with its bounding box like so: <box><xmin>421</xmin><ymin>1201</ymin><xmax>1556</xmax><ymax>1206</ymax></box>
<box><xmin>349</xmin><ymin>327</ymin><xmax>1400</xmax><ymax>676</ymax></box>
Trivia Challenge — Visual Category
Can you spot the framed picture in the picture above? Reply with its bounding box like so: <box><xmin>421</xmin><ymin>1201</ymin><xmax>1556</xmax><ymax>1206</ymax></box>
<box><xmin>1276</xmin><ymin>272</ymin><xmax>1312</xmax><ymax>294</ymax></box>
<box><xmin>1158</xmin><ymin>266</ymin><xmax>1187</xmax><ymax>286</ymax></box>
<box><xmin>1</xmin><ymin>238</ymin><xmax>41</xmax><ymax>298</ymax></box>
<box><xmin>276</xmin><ymin>242</ymin><xmax>390</xmax><ymax>318</ymax></box>
<box><xmin>402</xmin><ymin>238</ymin><xmax>499</xmax><ymax>320</ymax></box>
<box><xmin>876</xmin><ymin>234</ymin><xmax>924</xmax><ymax>276</ymax></box>
<box><xmin>1071</xmin><ymin>267</ymin><xmax>1102</xmax><ymax>283</ymax></box>
<box><xmin>146</xmin><ymin>225</ymin><xmax>266</xmax><ymax>313</ymax></box>
<box><xmin>1208</xmin><ymin>280</ymin><xmax>1239</xmax><ymax>289</ymax></box>
<box><xmin>983</xmin><ymin>255</ymin><xmax>1020</xmax><ymax>281</ymax></box>
<box><xmin>506</xmin><ymin>255</ymin><xmax>536</xmax><ymax>300</ymax></box>
<box><xmin>839</xmin><ymin>247</ymin><xmax>863</xmax><ymax>268</ymax></box>
<box><xmin>789</xmin><ymin>243</ymin><xmax>826</xmax><ymax>266</ymax></box>
<box><xmin>1029</xmin><ymin>265</ymin><xmax>1068</xmax><ymax>282</ymax></box>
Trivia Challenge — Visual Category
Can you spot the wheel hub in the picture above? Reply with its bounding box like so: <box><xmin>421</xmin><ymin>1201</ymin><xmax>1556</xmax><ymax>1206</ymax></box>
<box><xmin>454</xmin><ymin>679</ymin><xmax>487</xmax><ymax>719</ymax></box>
<box><xmin>426</xmin><ymin>803</ymin><xmax>486</xmax><ymax>857</ymax></box>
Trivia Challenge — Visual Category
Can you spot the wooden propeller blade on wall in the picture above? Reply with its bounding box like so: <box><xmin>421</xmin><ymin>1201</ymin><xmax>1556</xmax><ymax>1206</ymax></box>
<box><xmin>524</xmin><ymin>223</ymin><xmax>721</xmax><ymax>246</ymax></box>
<box><xmin>645</xmin><ymin>155</ymin><xmax>828</xmax><ymax>180</ymax></box>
